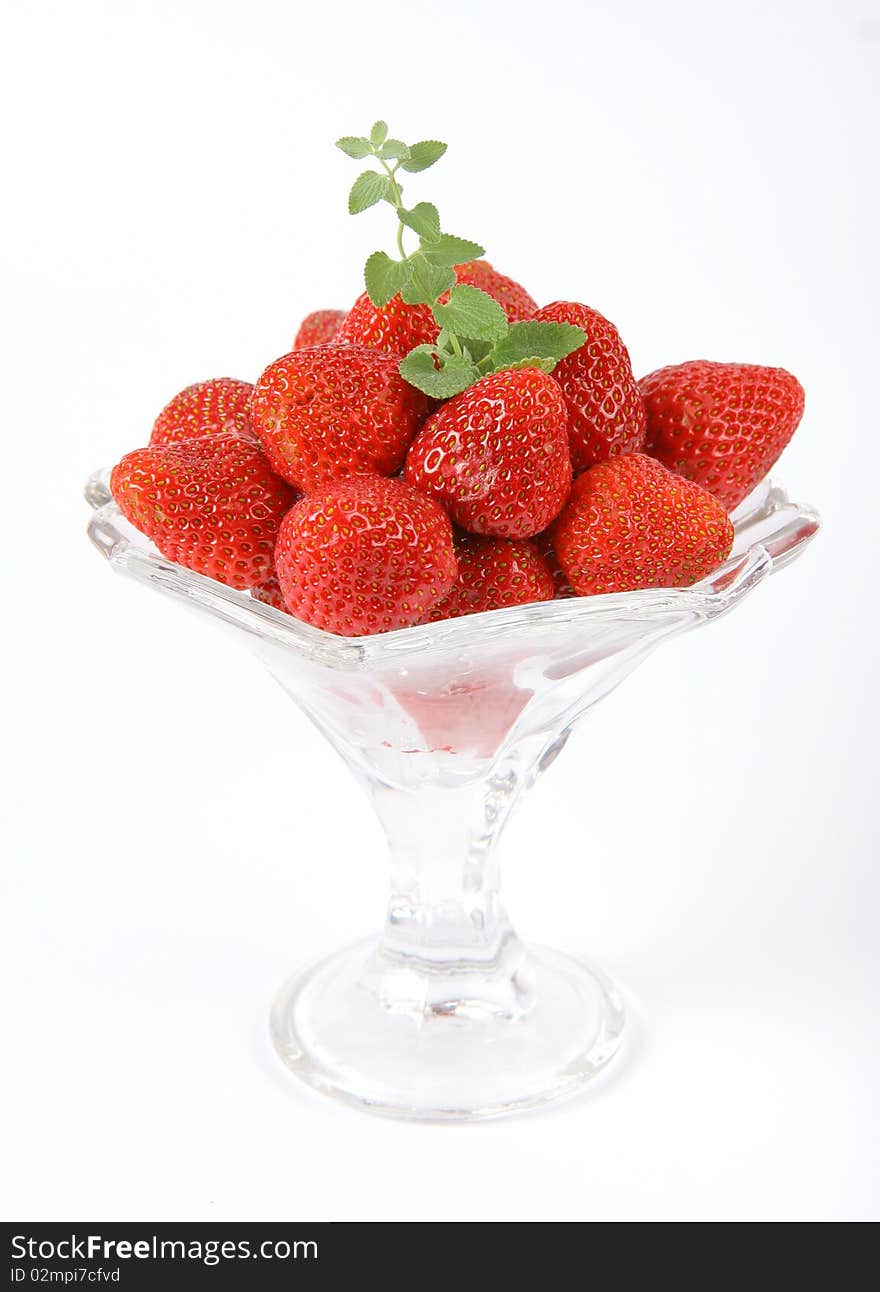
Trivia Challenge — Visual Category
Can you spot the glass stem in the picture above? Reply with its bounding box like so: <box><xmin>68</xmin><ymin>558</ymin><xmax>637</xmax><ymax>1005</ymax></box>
<box><xmin>364</xmin><ymin>755</ymin><xmax>542</xmax><ymax>1020</ymax></box>
<box><xmin>374</xmin><ymin>781</ymin><xmax>509</xmax><ymax>962</ymax></box>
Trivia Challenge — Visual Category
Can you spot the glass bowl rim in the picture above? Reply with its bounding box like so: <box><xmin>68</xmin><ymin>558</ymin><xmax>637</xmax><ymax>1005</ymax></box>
<box><xmin>85</xmin><ymin>468</ymin><xmax>819</xmax><ymax>671</ymax></box>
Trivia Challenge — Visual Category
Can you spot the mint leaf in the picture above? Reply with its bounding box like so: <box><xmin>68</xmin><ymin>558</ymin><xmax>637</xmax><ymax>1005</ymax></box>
<box><xmin>482</xmin><ymin>320</ymin><xmax>586</xmax><ymax>372</ymax></box>
<box><xmin>364</xmin><ymin>252</ymin><xmax>412</xmax><ymax>308</ymax></box>
<box><xmin>336</xmin><ymin>136</ymin><xmax>372</xmax><ymax>159</ymax></box>
<box><xmin>503</xmin><ymin>356</ymin><xmax>557</xmax><ymax>374</ymax></box>
<box><xmin>379</xmin><ymin>139</ymin><xmax>410</xmax><ymax>161</ymax></box>
<box><xmin>420</xmin><ymin>234</ymin><xmax>485</xmax><ymax>267</ymax></box>
<box><xmin>399</xmin><ymin>346</ymin><xmax>477</xmax><ymax>399</ymax></box>
<box><xmin>399</xmin><ymin>202</ymin><xmax>441</xmax><ymax>242</ymax></box>
<box><xmin>461</xmin><ymin>337</ymin><xmax>493</xmax><ymax>365</ymax></box>
<box><xmin>348</xmin><ymin>171</ymin><xmax>391</xmax><ymax>214</ymax></box>
<box><xmin>334</xmin><ymin>128</ymin><xmax>500</xmax><ymax>395</ymax></box>
<box><xmin>399</xmin><ymin>254</ymin><xmax>456</xmax><ymax>305</ymax></box>
<box><xmin>432</xmin><ymin>284</ymin><xmax>508</xmax><ymax>343</ymax></box>
<box><xmin>400</xmin><ymin>140</ymin><xmax>448</xmax><ymax>173</ymax></box>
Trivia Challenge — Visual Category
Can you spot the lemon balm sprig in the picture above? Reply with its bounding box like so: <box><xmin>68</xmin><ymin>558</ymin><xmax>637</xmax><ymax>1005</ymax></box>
<box><xmin>336</xmin><ymin>122</ymin><xmax>585</xmax><ymax>398</ymax></box>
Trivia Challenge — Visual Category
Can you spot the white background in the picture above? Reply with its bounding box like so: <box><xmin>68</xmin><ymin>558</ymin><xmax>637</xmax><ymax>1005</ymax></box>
<box><xmin>1</xmin><ymin>0</ymin><xmax>877</xmax><ymax>1222</ymax></box>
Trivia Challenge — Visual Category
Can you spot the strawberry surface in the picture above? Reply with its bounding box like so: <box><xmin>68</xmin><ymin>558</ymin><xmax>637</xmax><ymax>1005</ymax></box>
<box><xmin>532</xmin><ymin>302</ymin><xmax>645</xmax><ymax>471</ymax></box>
<box><xmin>553</xmin><ymin>453</ymin><xmax>734</xmax><ymax>596</ymax></box>
<box><xmin>251</xmin><ymin>343</ymin><xmax>428</xmax><ymax>493</ymax></box>
<box><xmin>251</xmin><ymin>572</ymin><xmax>287</xmax><ymax>611</ymax></box>
<box><xmin>293</xmin><ymin>309</ymin><xmax>346</xmax><ymax>350</ymax></box>
<box><xmin>640</xmin><ymin>360</ymin><xmax>805</xmax><ymax>510</ymax></box>
<box><xmin>110</xmin><ymin>433</ymin><xmax>296</xmax><ymax>591</ymax></box>
<box><xmin>534</xmin><ymin>528</ymin><xmax>576</xmax><ymax>598</ymax></box>
<box><xmin>149</xmin><ymin>378</ymin><xmax>255</xmax><ymax>447</ymax></box>
<box><xmin>405</xmin><ymin>367</ymin><xmax>572</xmax><ymax>539</ymax></box>
<box><xmin>451</xmin><ymin>260</ymin><xmax>537</xmax><ymax>322</ymax></box>
<box><xmin>336</xmin><ymin>292</ymin><xmax>438</xmax><ymax>356</ymax></box>
<box><xmin>274</xmin><ymin>475</ymin><xmax>457</xmax><ymax>636</ymax></box>
<box><xmin>424</xmin><ymin>535</ymin><xmax>555</xmax><ymax>622</ymax></box>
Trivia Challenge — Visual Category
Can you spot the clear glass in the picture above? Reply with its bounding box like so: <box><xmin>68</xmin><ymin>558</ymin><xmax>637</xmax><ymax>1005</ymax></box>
<box><xmin>85</xmin><ymin>470</ymin><xmax>818</xmax><ymax>1120</ymax></box>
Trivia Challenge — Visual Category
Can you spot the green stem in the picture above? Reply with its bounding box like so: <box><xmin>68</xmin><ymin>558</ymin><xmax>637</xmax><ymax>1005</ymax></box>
<box><xmin>377</xmin><ymin>157</ymin><xmax>407</xmax><ymax>259</ymax></box>
<box><xmin>369</xmin><ymin>147</ymin><xmax>476</xmax><ymax>371</ymax></box>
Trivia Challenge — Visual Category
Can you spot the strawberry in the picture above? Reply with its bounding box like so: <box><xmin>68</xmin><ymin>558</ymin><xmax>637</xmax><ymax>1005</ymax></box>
<box><xmin>274</xmin><ymin>475</ymin><xmax>457</xmax><ymax>636</ymax></box>
<box><xmin>424</xmin><ymin>535</ymin><xmax>554</xmax><ymax>622</ymax></box>
<box><xmin>336</xmin><ymin>292</ymin><xmax>438</xmax><ymax>356</ymax></box>
<box><xmin>553</xmin><ymin>453</ymin><xmax>734</xmax><ymax>596</ymax></box>
<box><xmin>110</xmin><ymin>433</ymin><xmax>296</xmax><ymax>591</ymax></box>
<box><xmin>531</xmin><ymin>302</ymin><xmax>645</xmax><ymax>471</ymax></box>
<box><xmin>251</xmin><ymin>572</ymin><xmax>287</xmax><ymax>611</ymax></box>
<box><xmin>393</xmin><ymin>674</ymin><xmax>532</xmax><ymax>759</ymax></box>
<box><xmin>535</xmin><ymin>529</ymin><xmax>576</xmax><ymax>598</ymax></box>
<box><xmin>404</xmin><ymin>368</ymin><xmax>572</xmax><ymax>539</ymax></box>
<box><xmin>639</xmin><ymin>361</ymin><xmax>805</xmax><ymax>511</ymax></box>
<box><xmin>149</xmin><ymin>378</ymin><xmax>255</xmax><ymax>447</ymax></box>
<box><xmin>451</xmin><ymin>260</ymin><xmax>537</xmax><ymax>322</ymax></box>
<box><xmin>251</xmin><ymin>343</ymin><xmax>428</xmax><ymax>493</ymax></box>
<box><xmin>293</xmin><ymin>309</ymin><xmax>346</xmax><ymax>350</ymax></box>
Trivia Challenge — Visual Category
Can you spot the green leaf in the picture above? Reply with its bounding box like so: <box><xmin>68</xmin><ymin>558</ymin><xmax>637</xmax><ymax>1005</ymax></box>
<box><xmin>504</xmin><ymin>356</ymin><xmax>558</xmax><ymax>374</ymax></box>
<box><xmin>399</xmin><ymin>202</ymin><xmax>441</xmax><ymax>242</ymax></box>
<box><xmin>399</xmin><ymin>254</ymin><xmax>456</xmax><ymax>305</ymax></box>
<box><xmin>364</xmin><ymin>252</ymin><xmax>412</xmax><ymax>308</ymax></box>
<box><xmin>432</xmin><ymin>284</ymin><xmax>508</xmax><ymax>343</ymax></box>
<box><xmin>348</xmin><ymin>171</ymin><xmax>391</xmax><ymax>214</ymax></box>
<box><xmin>462</xmin><ymin>337</ymin><xmax>493</xmax><ymax>365</ymax></box>
<box><xmin>399</xmin><ymin>346</ymin><xmax>477</xmax><ymax>399</ymax></box>
<box><xmin>400</xmin><ymin>140</ymin><xmax>448</xmax><ymax>173</ymax></box>
<box><xmin>482</xmin><ymin>320</ymin><xmax>586</xmax><ymax>372</ymax></box>
<box><xmin>420</xmin><ymin>234</ymin><xmax>485</xmax><ymax>267</ymax></box>
<box><xmin>336</xmin><ymin>135</ymin><xmax>372</xmax><ymax>159</ymax></box>
<box><xmin>378</xmin><ymin>139</ymin><xmax>410</xmax><ymax>161</ymax></box>
<box><xmin>370</xmin><ymin>120</ymin><xmax>388</xmax><ymax>146</ymax></box>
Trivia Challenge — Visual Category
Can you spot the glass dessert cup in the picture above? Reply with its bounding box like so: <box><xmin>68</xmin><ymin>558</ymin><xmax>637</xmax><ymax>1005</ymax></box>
<box><xmin>85</xmin><ymin>471</ymin><xmax>818</xmax><ymax>1121</ymax></box>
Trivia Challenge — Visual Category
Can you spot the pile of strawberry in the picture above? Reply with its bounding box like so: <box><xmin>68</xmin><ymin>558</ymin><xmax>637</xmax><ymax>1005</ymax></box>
<box><xmin>110</xmin><ymin>125</ymin><xmax>804</xmax><ymax>638</ymax></box>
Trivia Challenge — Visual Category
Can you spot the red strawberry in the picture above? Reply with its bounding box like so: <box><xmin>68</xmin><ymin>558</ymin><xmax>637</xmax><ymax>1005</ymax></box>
<box><xmin>274</xmin><ymin>475</ymin><xmax>457</xmax><ymax>636</ymax></box>
<box><xmin>424</xmin><ymin>535</ymin><xmax>554</xmax><ymax>622</ymax></box>
<box><xmin>405</xmin><ymin>368</ymin><xmax>572</xmax><ymax>539</ymax></box>
<box><xmin>535</xmin><ymin>529</ymin><xmax>576</xmax><ymax>598</ymax></box>
<box><xmin>110</xmin><ymin>433</ymin><xmax>296</xmax><ymax>591</ymax></box>
<box><xmin>640</xmin><ymin>361</ymin><xmax>805</xmax><ymax>510</ymax></box>
<box><xmin>392</xmin><ymin>673</ymin><xmax>532</xmax><ymax>759</ymax></box>
<box><xmin>149</xmin><ymin>378</ymin><xmax>255</xmax><ymax>447</ymax></box>
<box><xmin>251</xmin><ymin>343</ymin><xmax>428</xmax><ymax>493</ymax></box>
<box><xmin>293</xmin><ymin>309</ymin><xmax>346</xmax><ymax>350</ymax></box>
<box><xmin>336</xmin><ymin>292</ymin><xmax>438</xmax><ymax>356</ymax></box>
<box><xmin>532</xmin><ymin>302</ymin><xmax>646</xmax><ymax>471</ymax></box>
<box><xmin>452</xmin><ymin>260</ymin><xmax>537</xmax><ymax>322</ymax></box>
<box><xmin>251</xmin><ymin>572</ymin><xmax>287</xmax><ymax>611</ymax></box>
<box><xmin>553</xmin><ymin>453</ymin><xmax>734</xmax><ymax>596</ymax></box>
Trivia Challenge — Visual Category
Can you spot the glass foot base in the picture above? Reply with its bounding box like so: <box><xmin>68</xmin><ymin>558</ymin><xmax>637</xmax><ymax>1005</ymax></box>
<box><xmin>270</xmin><ymin>937</ymin><xmax>625</xmax><ymax>1121</ymax></box>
